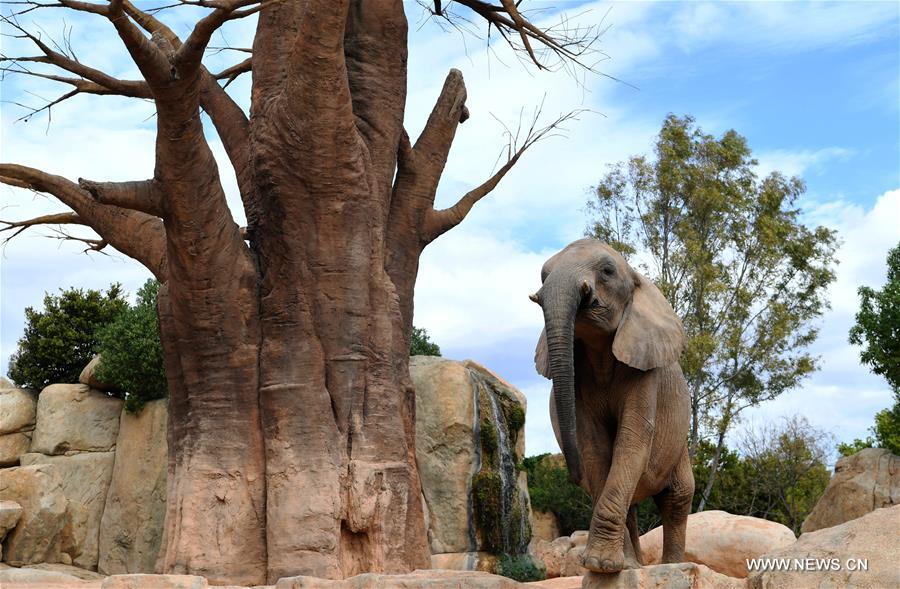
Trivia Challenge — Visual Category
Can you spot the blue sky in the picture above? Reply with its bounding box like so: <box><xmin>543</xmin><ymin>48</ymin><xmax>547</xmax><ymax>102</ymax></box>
<box><xmin>2</xmin><ymin>1</ymin><xmax>898</xmax><ymax>458</ymax></box>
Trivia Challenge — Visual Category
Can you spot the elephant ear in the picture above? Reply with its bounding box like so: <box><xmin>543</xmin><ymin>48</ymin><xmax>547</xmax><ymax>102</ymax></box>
<box><xmin>612</xmin><ymin>273</ymin><xmax>684</xmax><ymax>371</ymax></box>
<box><xmin>534</xmin><ymin>328</ymin><xmax>551</xmax><ymax>379</ymax></box>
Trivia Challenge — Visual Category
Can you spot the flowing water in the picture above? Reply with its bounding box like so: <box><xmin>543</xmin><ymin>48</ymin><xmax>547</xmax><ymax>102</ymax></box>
<box><xmin>468</xmin><ymin>368</ymin><xmax>529</xmax><ymax>556</ymax></box>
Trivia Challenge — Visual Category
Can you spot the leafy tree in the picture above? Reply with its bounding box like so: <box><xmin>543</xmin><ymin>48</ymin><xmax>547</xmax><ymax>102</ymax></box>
<box><xmin>522</xmin><ymin>453</ymin><xmax>592</xmax><ymax>536</ymax></box>
<box><xmin>837</xmin><ymin>399</ymin><xmax>900</xmax><ymax>456</ymax></box>
<box><xmin>585</xmin><ymin>114</ymin><xmax>838</xmax><ymax>510</ymax></box>
<box><xmin>840</xmin><ymin>244</ymin><xmax>900</xmax><ymax>456</ymax></box>
<box><xmin>496</xmin><ymin>554</ymin><xmax>545</xmax><ymax>582</ymax></box>
<box><xmin>97</xmin><ymin>280</ymin><xmax>167</xmax><ymax>414</ymax></box>
<box><xmin>8</xmin><ymin>285</ymin><xmax>127</xmax><ymax>390</ymax></box>
<box><xmin>0</xmin><ymin>1</ymin><xmax>599</xmax><ymax>582</ymax></box>
<box><xmin>849</xmin><ymin>243</ymin><xmax>900</xmax><ymax>392</ymax></box>
<box><xmin>735</xmin><ymin>416</ymin><xmax>832</xmax><ymax>534</ymax></box>
<box><xmin>410</xmin><ymin>326</ymin><xmax>441</xmax><ymax>357</ymax></box>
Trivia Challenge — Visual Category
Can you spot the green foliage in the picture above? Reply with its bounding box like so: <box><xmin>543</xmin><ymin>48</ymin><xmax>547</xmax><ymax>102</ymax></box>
<box><xmin>838</xmin><ymin>398</ymin><xmax>900</xmax><ymax>456</ymax></box>
<box><xmin>410</xmin><ymin>326</ymin><xmax>441</xmax><ymax>356</ymax></box>
<box><xmin>585</xmin><ymin>114</ymin><xmax>838</xmax><ymax>501</ymax></box>
<box><xmin>480</xmin><ymin>418</ymin><xmax>498</xmax><ymax>457</ymax></box>
<box><xmin>849</xmin><ymin>243</ymin><xmax>900</xmax><ymax>393</ymax></box>
<box><xmin>96</xmin><ymin>280</ymin><xmax>167</xmax><ymax>413</ymax></box>
<box><xmin>496</xmin><ymin>554</ymin><xmax>545</xmax><ymax>582</ymax></box>
<box><xmin>522</xmin><ymin>454</ymin><xmax>592</xmax><ymax>536</ymax></box>
<box><xmin>472</xmin><ymin>470</ymin><xmax>503</xmax><ymax>552</ymax></box>
<box><xmin>694</xmin><ymin>416</ymin><xmax>832</xmax><ymax>534</ymax></box>
<box><xmin>9</xmin><ymin>284</ymin><xmax>128</xmax><ymax>390</ymax></box>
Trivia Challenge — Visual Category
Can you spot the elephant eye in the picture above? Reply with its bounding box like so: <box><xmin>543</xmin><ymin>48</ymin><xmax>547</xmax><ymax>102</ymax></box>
<box><xmin>602</xmin><ymin>266</ymin><xmax>615</xmax><ymax>276</ymax></box>
<box><xmin>589</xmin><ymin>298</ymin><xmax>601</xmax><ymax>309</ymax></box>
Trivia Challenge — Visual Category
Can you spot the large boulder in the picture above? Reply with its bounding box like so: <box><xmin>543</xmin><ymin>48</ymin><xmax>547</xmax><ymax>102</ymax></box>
<box><xmin>640</xmin><ymin>510</ymin><xmax>795</xmax><ymax>578</ymax></box>
<box><xmin>79</xmin><ymin>356</ymin><xmax>115</xmax><ymax>392</ymax></box>
<box><xmin>0</xmin><ymin>387</ymin><xmax>38</xmax><ymax>466</ymax></box>
<box><xmin>0</xmin><ymin>500</ymin><xmax>24</xmax><ymax>560</ymax></box>
<box><xmin>411</xmin><ymin>357</ymin><xmax>531</xmax><ymax>561</ymax></box>
<box><xmin>0</xmin><ymin>564</ymin><xmax>89</xmax><ymax>586</ymax></box>
<box><xmin>582</xmin><ymin>563</ymin><xmax>746</xmax><ymax>589</ymax></box>
<box><xmin>801</xmin><ymin>448</ymin><xmax>900</xmax><ymax>533</ymax></box>
<box><xmin>430</xmin><ymin>552</ymin><xmax>498</xmax><ymax>573</ymax></box>
<box><xmin>98</xmin><ymin>399</ymin><xmax>168</xmax><ymax>575</ymax></box>
<box><xmin>30</xmin><ymin>384</ymin><xmax>123</xmax><ymax>455</ymax></box>
<box><xmin>529</xmin><ymin>537</ymin><xmax>571</xmax><ymax>578</ymax></box>
<box><xmin>749</xmin><ymin>504</ymin><xmax>900</xmax><ymax>588</ymax></box>
<box><xmin>0</xmin><ymin>433</ymin><xmax>33</xmax><ymax>468</ymax></box>
<box><xmin>20</xmin><ymin>451</ymin><xmax>116</xmax><ymax>570</ymax></box>
<box><xmin>276</xmin><ymin>570</ymin><xmax>525</xmax><ymax>588</ymax></box>
<box><xmin>102</xmin><ymin>574</ymin><xmax>207</xmax><ymax>589</ymax></box>
<box><xmin>0</xmin><ymin>387</ymin><xmax>38</xmax><ymax>435</ymax></box>
<box><xmin>0</xmin><ymin>464</ymin><xmax>69</xmax><ymax>565</ymax></box>
<box><xmin>532</xmin><ymin>511</ymin><xmax>560</xmax><ymax>543</ymax></box>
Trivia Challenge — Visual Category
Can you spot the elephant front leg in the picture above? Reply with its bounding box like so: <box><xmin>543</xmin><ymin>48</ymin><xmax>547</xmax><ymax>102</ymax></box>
<box><xmin>582</xmin><ymin>406</ymin><xmax>655</xmax><ymax>573</ymax></box>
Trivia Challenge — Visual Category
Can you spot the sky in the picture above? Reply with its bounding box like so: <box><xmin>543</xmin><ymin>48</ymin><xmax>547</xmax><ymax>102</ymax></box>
<box><xmin>1</xmin><ymin>1</ymin><xmax>898</xmax><ymax>459</ymax></box>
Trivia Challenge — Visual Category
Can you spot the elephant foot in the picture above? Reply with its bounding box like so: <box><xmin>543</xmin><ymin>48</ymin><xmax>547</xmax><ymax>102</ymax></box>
<box><xmin>581</xmin><ymin>542</ymin><xmax>625</xmax><ymax>573</ymax></box>
<box><xmin>623</xmin><ymin>553</ymin><xmax>641</xmax><ymax>570</ymax></box>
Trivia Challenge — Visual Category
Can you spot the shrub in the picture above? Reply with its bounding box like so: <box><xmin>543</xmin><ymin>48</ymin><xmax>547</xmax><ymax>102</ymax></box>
<box><xmin>8</xmin><ymin>284</ymin><xmax>128</xmax><ymax>390</ymax></box>
<box><xmin>410</xmin><ymin>326</ymin><xmax>441</xmax><ymax>356</ymax></box>
<box><xmin>96</xmin><ymin>280</ymin><xmax>167</xmax><ymax>413</ymax></box>
<box><xmin>496</xmin><ymin>553</ymin><xmax>545</xmax><ymax>582</ymax></box>
<box><xmin>522</xmin><ymin>453</ymin><xmax>592</xmax><ymax>536</ymax></box>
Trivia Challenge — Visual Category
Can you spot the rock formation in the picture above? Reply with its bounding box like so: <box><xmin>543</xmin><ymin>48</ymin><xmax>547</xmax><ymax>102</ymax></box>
<box><xmin>98</xmin><ymin>399</ymin><xmax>168</xmax><ymax>575</ymax></box>
<box><xmin>411</xmin><ymin>357</ymin><xmax>532</xmax><ymax>569</ymax></box>
<box><xmin>801</xmin><ymin>448</ymin><xmax>899</xmax><ymax>533</ymax></box>
<box><xmin>0</xmin><ymin>385</ymin><xmax>38</xmax><ymax>467</ymax></box>
<box><xmin>30</xmin><ymin>384</ymin><xmax>122</xmax><ymax>455</ymax></box>
<box><xmin>639</xmin><ymin>510</ymin><xmax>795</xmax><ymax>578</ymax></box>
<box><xmin>749</xmin><ymin>504</ymin><xmax>900</xmax><ymax>588</ymax></box>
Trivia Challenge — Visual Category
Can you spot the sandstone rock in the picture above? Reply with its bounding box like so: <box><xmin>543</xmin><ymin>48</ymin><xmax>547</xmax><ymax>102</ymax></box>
<box><xmin>0</xmin><ymin>464</ymin><xmax>68</xmax><ymax>565</ymax></box>
<box><xmin>430</xmin><ymin>552</ymin><xmax>498</xmax><ymax>572</ymax></box>
<box><xmin>0</xmin><ymin>565</ymin><xmax>86</xmax><ymax>585</ymax></box>
<box><xmin>24</xmin><ymin>563</ymin><xmax>105</xmax><ymax>580</ymax></box>
<box><xmin>529</xmin><ymin>539</ymin><xmax>569</xmax><ymax>579</ymax></box>
<box><xmin>801</xmin><ymin>448</ymin><xmax>900</xmax><ymax>533</ymax></box>
<box><xmin>532</xmin><ymin>511</ymin><xmax>560</xmax><ymax>543</ymax></box>
<box><xmin>569</xmin><ymin>531</ymin><xmax>588</xmax><ymax>548</ymax></box>
<box><xmin>275</xmin><ymin>570</ymin><xmax>525</xmax><ymax>588</ymax></box>
<box><xmin>102</xmin><ymin>574</ymin><xmax>208</xmax><ymax>589</ymax></box>
<box><xmin>1</xmin><ymin>376</ymin><xmax>14</xmax><ymax>389</ymax></box>
<box><xmin>748</xmin><ymin>504</ymin><xmax>900</xmax><ymax>589</ymax></box>
<box><xmin>582</xmin><ymin>563</ymin><xmax>746</xmax><ymax>589</ymax></box>
<box><xmin>0</xmin><ymin>387</ymin><xmax>38</xmax><ymax>434</ymax></box>
<box><xmin>21</xmin><ymin>451</ymin><xmax>116</xmax><ymax>569</ymax></box>
<box><xmin>411</xmin><ymin>357</ymin><xmax>530</xmax><ymax>556</ymax></box>
<box><xmin>526</xmin><ymin>577</ymin><xmax>582</xmax><ymax>589</ymax></box>
<box><xmin>412</xmin><ymin>357</ymin><xmax>479</xmax><ymax>554</ymax></box>
<box><xmin>560</xmin><ymin>546</ymin><xmax>586</xmax><ymax>578</ymax></box>
<box><xmin>0</xmin><ymin>432</ymin><xmax>32</xmax><ymax>467</ymax></box>
<box><xmin>31</xmin><ymin>384</ymin><xmax>123</xmax><ymax>454</ymax></box>
<box><xmin>98</xmin><ymin>399</ymin><xmax>168</xmax><ymax>575</ymax></box>
<box><xmin>1</xmin><ymin>500</ymin><xmax>24</xmax><ymax>537</ymax></box>
<box><xmin>79</xmin><ymin>356</ymin><xmax>115</xmax><ymax>392</ymax></box>
<box><xmin>640</xmin><ymin>510</ymin><xmax>795</xmax><ymax>578</ymax></box>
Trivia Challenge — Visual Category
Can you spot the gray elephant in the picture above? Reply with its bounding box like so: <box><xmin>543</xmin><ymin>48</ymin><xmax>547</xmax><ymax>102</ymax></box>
<box><xmin>531</xmin><ymin>238</ymin><xmax>693</xmax><ymax>573</ymax></box>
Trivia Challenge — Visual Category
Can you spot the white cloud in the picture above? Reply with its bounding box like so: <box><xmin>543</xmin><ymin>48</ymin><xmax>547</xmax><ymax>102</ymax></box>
<box><xmin>755</xmin><ymin>147</ymin><xmax>855</xmax><ymax>179</ymax></box>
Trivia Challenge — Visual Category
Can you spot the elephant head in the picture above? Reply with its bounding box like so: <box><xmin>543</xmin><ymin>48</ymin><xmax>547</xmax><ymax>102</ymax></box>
<box><xmin>531</xmin><ymin>238</ymin><xmax>684</xmax><ymax>483</ymax></box>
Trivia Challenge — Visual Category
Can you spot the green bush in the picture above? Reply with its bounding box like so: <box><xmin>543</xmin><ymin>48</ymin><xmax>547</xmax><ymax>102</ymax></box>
<box><xmin>410</xmin><ymin>326</ymin><xmax>441</xmax><ymax>356</ymax></box>
<box><xmin>96</xmin><ymin>280</ymin><xmax>167</xmax><ymax>413</ymax></box>
<box><xmin>9</xmin><ymin>284</ymin><xmax>128</xmax><ymax>390</ymax></box>
<box><xmin>522</xmin><ymin>454</ymin><xmax>592</xmax><ymax>536</ymax></box>
<box><xmin>496</xmin><ymin>554</ymin><xmax>545</xmax><ymax>582</ymax></box>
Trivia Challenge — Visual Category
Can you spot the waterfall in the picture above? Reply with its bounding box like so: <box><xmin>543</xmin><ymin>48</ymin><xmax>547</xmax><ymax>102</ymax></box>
<box><xmin>467</xmin><ymin>367</ymin><xmax>529</xmax><ymax>556</ymax></box>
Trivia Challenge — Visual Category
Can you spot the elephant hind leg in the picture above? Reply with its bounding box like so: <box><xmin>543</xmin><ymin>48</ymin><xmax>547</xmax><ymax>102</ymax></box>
<box><xmin>622</xmin><ymin>504</ymin><xmax>643</xmax><ymax>569</ymax></box>
<box><xmin>653</xmin><ymin>447</ymin><xmax>694</xmax><ymax>564</ymax></box>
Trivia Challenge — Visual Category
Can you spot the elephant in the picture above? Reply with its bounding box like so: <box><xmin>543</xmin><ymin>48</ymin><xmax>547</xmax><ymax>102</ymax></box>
<box><xmin>530</xmin><ymin>238</ymin><xmax>694</xmax><ymax>573</ymax></box>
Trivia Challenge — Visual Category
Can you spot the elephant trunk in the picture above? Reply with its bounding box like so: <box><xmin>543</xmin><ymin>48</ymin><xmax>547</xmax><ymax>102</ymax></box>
<box><xmin>542</xmin><ymin>269</ymin><xmax>585</xmax><ymax>485</ymax></box>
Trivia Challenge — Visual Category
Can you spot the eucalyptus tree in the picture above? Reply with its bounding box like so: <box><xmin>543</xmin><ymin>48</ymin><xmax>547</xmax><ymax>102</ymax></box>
<box><xmin>586</xmin><ymin>114</ymin><xmax>838</xmax><ymax>511</ymax></box>
<box><xmin>1</xmin><ymin>1</ymin><xmax>597</xmax><ymax>584</ymax></box>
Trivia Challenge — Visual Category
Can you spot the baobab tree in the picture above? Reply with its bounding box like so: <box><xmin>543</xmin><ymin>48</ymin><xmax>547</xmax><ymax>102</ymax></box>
<box><xmin>1</xmin><ymin>1</ymin><xmax>598</xmax><ymax>585</ymax></box>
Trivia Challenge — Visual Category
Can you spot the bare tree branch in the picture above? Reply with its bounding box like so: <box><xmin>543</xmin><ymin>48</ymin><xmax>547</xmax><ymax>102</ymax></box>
<box><xmin>0</xmin><ymin>164</ymin><xmax>168</xmax><ymax>278</ymax></box>
<box><xmin>424</xmin><ymin>103</ymin><xmax>585</xmax><ymax>241</ymax></box>
<box><xmin>0</xmin><ymin>211</ymin><xmax>85</xmax><ymax>242</ymax></box>
<box><xmin>78</xmin><ymin>178</ymin><xmax>162</xmax><ymax>216</ymax></box>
